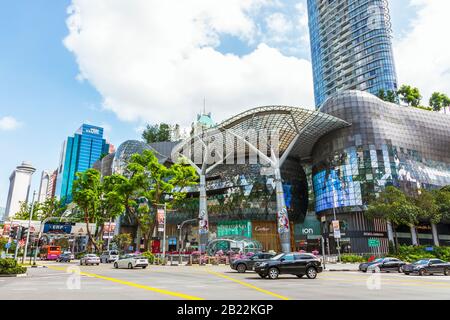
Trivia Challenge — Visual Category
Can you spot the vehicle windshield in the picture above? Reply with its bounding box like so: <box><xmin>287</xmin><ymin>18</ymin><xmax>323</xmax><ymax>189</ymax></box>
<box><xmin>373</xmin><ymin>258</ymin><xmax>384</xmax><ymax>263</ymax></box>
<box><xmin>413</xmin><ymin>260</ymin><xmax>429</xmax><ymax>265</ymax></box>
<box><xmin>271</xmin><ymin>254</ymin><xmax>284</xmax><ymax>261</ymax></box>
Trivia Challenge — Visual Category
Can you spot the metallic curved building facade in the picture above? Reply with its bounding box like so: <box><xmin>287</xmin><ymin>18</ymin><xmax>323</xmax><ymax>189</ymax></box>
<box><xmin>307</xmin><ymin>0</ymin><xmax>398</xmax><ymax>107</ymax></box>
<box><xmin>93</xmin><ymin>91</ymin><xmax>450</xmax><ymax>254</ymax></box>
<box><xmin>313</xmin><ymin>91</ymin><xmax>450</xmax><ymax>252</ymax></box>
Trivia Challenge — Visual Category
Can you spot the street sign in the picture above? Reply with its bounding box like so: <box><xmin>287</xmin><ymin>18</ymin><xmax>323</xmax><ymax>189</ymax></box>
<box><xmin>5</xmin><ymin>242</ymin><xmax>11</xmax><ymax>249</ymax></box>
<box><xmin>332</xmin><ymin>220</ymin><xmax>341</xmax><ymax>239</ymax></box>
<box><xmin>425</xmin><ymin>247</ymin><xmax>434</xmax><ymax>252</ymax></box>
<box><xmin>368</xmin><ymin>239</ymin><xmax>380</xmax><ymax>248</ymax></box>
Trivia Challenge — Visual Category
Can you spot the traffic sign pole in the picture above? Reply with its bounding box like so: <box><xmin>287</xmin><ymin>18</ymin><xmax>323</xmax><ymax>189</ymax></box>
<box><xmin>23</xmin><ymin>190</ymin><xmax>36</xmax><ymax>264</ymax></box>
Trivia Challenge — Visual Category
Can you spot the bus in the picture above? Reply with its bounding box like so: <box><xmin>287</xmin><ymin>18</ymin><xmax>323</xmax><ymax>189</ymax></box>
<box><xmin>40</xmin><ymin>246</ymin><xmax>62</xmax><ymax>261</ymax></box>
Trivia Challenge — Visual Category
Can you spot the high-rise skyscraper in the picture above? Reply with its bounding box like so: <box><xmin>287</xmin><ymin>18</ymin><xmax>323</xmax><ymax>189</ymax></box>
<box><xmin>37</xmin><ymin>169</ymin><xmax>58</xmax><ymax>203</ymax></box>
<box><xmin>5</xmin><ymin>161</ymin><xmax>36</xmax><ymax>219</ymax></box>
<box><xmin>307</xmin><ymin>0</ymin><xmax>398</xmax><ymax>107</ymax></box>
<box><xmin>55</xmin><ymin>124</ymin><xmax>110</xmax><ymax>204</ymax></box>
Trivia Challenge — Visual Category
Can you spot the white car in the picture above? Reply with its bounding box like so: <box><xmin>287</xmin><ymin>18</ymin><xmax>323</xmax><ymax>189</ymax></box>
<box><xmin>114</xmin><ymin>254</ymin><xmax>149</xmax><ymax>269</ymax></box>
<box><xmin>80</xmin><ymin>254</ymin><xmax>100</xmax><ymax>266</ymax></box>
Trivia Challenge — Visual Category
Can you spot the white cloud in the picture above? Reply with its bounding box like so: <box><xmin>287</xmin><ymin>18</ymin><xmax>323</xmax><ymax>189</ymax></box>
<box><xmin>0</xmin><ymin>116</ymin><xmax>22</xmax><ymax>131</ymax></box>
<box><xmin>64</xmin><ymin>0</ymin><xmax>314</xmax><ymax>126</ymax></box>
<box><xmin>394</xmin><ymin>0</ymin><xmax>450</xmax><ymax>102</ymax></box>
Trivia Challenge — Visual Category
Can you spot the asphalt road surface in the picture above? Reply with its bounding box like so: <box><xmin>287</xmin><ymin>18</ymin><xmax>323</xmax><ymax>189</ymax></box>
<box><xmin>0</xmin><ymin>261</ymin><xmax>449</xmax><ymax>300</ymax></box>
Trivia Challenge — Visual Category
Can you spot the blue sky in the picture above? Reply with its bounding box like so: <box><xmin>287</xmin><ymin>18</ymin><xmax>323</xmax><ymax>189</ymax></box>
<box><xmin>0</xmin><ymin>0</ymin><xmax>429</xmax><ymax>207</ymax></box>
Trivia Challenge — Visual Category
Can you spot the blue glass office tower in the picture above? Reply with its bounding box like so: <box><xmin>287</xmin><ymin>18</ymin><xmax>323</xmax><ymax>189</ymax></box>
<box><xmin>307</xmin><ymin>0</ymin><xmax>398</xmax><ymax>107</ymax></box>
<box><xmin>55</xmin><ymin>124</ymin><xmax>110</xmax><ymax>204</ymax></box>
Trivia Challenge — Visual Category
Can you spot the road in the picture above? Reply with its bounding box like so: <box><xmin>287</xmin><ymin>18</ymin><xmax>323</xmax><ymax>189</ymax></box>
<box><xmin>0</xmin><ymin>261</ymin><xmax>449</xmax><ymax>300</ymax></box>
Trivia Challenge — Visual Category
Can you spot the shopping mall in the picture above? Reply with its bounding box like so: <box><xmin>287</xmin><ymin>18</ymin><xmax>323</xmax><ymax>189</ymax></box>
<box><xmin>94</xmin><ymin>90</ymin><xmax>450</xmax><ymax>255</ymax></box>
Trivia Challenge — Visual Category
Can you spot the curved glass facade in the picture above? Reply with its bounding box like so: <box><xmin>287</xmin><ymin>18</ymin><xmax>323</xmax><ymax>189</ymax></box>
<box><xmin>307</xmin><ymin>0</ymin><xmax>398</xmax><ymax>107</ymax></box>
<box><xmin>112</xmin><ymin>140</ymin><xmax>159</xmax><ymax>175</ymax></box>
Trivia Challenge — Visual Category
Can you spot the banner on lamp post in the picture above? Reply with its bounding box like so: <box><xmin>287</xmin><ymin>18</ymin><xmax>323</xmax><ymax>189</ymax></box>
<box><xmin>157</xmin><ymin>208</ymin><xmax>165</xmax><ymax>232</ymax></box>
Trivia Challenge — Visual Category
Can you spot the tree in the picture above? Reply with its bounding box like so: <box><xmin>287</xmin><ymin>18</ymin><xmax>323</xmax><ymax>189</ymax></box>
<box><xmin>386</xmin><ymin>90</ymin><xmax>399</xmax><ymax>103</ymax></box>
<box><xmin>429</xmin><ymin>92</ymin><xmax>444</xmax><ymax>112</ymax></box>
<box><xmin>118</xmin><ymin>150</ymin><xmax>198</xmax><ymax>250</ymax></box>
<box><xmin>377</xmin><ymin>89</ymin><xmax>386</xmax><ymax>101</ymax></box>
<box><xmin>14</xmin><ymin>201</ymin><xmax>41</xmax><ymax>220</ymax></box>
<box><xmin>112</xmin><ymin>233</ymin><xmax>133</xmax><ymax>252</ymax></box>
<box><xmin>441</xmin><ymin>94</ymin><xmax>450</xmax><ymax>114</ymax></box>
<box><xmin>39</xmin><ymin>197</ymin><xmax>67</xmax><ymax>221</ymax></box>
<box><xmin>72</xmin><ymin>169</ymin><xmax>102</xmax><ymax>252</ymax></box>
<box><xmin>415</xmin><ymin>190</ymin><xmax>441</xmax><ymax>225</ymax></box>
<box><xmin>435</xmin><ymin>186</ymin><xmax>450</xmax><ymax>222</ymax></box>
<box><xmin>397</xmin><ymin>85</ymin><xmax>422</xmax><ymax>107</ymax></box>
<box><xmin>365</xmin><ymin>186</ymin><xmax>420</xmax><ymax>249</ymax></box>
<box><xmin>142</xmin><ymin>123</ymin><xmax>172</xmax><ymax>144</ymax></box>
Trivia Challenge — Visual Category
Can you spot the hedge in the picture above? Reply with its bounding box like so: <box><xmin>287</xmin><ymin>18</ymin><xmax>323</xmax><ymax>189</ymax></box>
<box><xmin>0</xmin><ymin>258</ymin><xmax>27</xmax><ymax>275</ymax></box>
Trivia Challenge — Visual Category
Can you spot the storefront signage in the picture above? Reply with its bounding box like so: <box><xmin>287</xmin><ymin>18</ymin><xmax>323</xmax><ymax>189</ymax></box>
<box><xmin>218</xmin><ymin>221</ymin><xmax>252</xmax><ymax>238</ymax></box>
<box><xmin>44</xmin><ymin>222</ymin><xmax>74</xmax><ymax>234</ymax></box>
<box><xmin>254</xmin><ymin>226</ymin><xmax>271</xmax><ymax>233</ymax></box>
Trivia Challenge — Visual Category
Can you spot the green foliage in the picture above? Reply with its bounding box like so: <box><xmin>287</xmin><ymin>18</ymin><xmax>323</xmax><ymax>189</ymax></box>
<box><xmin>13</xmin><ymin>197</ymin><xmax>66</xmax><ymax>221</ymax></box>
<box><xmin>395</xmin><ymin>245</ymin><xmax>450</xmax><ymax>263</ymax></box>
<box><xmin>429</xmin><ymin>92</ymin><xmax>450</xmax><ymax>112</ymax></box>
<box><xmin>377</xmin><ymin>89</ymin><xmax>398</xmax><ymax>103</ymax></box>
<box><xmin>142</xmin><ymin>123</ymin><xmax>173</xmax><ymax>143</ymax></box>
<box><xmin>112</xmin><ymin>233</ymin><xmax>133</xmax><ymax>252</ymax></box>
<box><xmin>141</xmin><ymin>251</ymin><xmax>155</xmax><ymax>264</ymax></box>
<box><xmin>0</xmin><ymin>258</ymin><xmax>27</xmax><ymax>275</ymax></box>
<box><xmin>341</xmin><ymin>255</ymin><xmax>365</xmax><ymax>263</ymax></box>
<box><xmin>118</xmin><ymin>150</ymin><xmax>198</xmax><ymax>250</ymax></box>
<box><xmin>0</xmin><ymin>238</ymin><xmax>8</xmax><ymax>252</ymax></box>
<box><xmin>397</xmin><ymin>85</ymin><xmax>422</xmax><ymax>107</ymax></box>
<box><xmin>365</xmin><ymin>186</ymin><xmax>420</xmax><ymax>227</ymax></box>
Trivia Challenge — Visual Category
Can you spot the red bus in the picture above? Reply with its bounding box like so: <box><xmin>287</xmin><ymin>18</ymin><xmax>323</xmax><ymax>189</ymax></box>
<box><xmin>40</xmin><ymin>246</ymin><xmax>61</xmax><ymax>261</ymax></box>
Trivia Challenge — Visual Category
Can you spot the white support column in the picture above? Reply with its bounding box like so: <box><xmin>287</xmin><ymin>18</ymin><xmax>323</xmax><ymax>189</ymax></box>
<box><xmin>410</xmin><ymin>225</ymin><xmax>418</xmax><ymax>246</ymax></box>
<box><xmin>386</xmin><ymin>221</ymin><xmax>395</xmax><ymax>243</ymax></box>
<box><xmin>198</xmin><ymin>174</ymin><xmax>208</xmax><ymax>254</ymax></box>
<box><xmin>274</xmin><ymin>167</ymin><xmax>291</xmax><ymax>253</ymax></box>
<box><xmin>431</xmin><ymin>223</ymin><xmax>440</xmax><ymax>247</ymax></box>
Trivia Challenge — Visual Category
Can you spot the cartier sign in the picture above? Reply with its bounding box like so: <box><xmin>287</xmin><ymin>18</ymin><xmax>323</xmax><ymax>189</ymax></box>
<box><xmin>254</xmin><ymin>226</ymin><xmax>271</xmax><ymax>233</ymax></box>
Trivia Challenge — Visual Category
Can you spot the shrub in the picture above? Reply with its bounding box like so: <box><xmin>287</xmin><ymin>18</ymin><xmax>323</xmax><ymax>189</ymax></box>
<box><xmin>141</xmin><ymin>251</ymin><xmax>155</xmax><ymax>264</ymax></box>
<box><xmin>341</xmin><ymin>255</ymin><xmax>365</xmax><ymax>263</ymax></box>
<box><xmin>394</xmin><ymin>245</ymin><xmax>450</xmax><ymax>262</ymax></box>
<box><xmin>0</xmin><ymin>258</ymin><xmax>27</xmax><ymax>275</ymax></box>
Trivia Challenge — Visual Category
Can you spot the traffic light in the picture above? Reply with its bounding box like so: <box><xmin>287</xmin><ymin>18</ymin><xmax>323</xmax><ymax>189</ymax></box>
<box><xmin>10</xmin><ymin>226</ymin><xmax>18</xmax><ymax>239</ymax></box>
<box><xmin>20</xmin><ymin>227</ymin><xmax>29</xmax><ymax>239</ymax></box>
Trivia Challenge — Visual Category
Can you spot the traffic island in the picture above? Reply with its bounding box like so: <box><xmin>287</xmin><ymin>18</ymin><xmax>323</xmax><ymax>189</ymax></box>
<box><xmin>0</xmin><ymin>258</ymin><xmax>28</xmax><ymax>277</ymax></box>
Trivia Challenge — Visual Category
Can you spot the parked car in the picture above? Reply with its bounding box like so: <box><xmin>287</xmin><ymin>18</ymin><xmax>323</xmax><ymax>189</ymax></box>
<box><xmin>231</xmin><ymin>252</ymin><xmax>276</xmax><ymax>273</ymax></box>
<box><xmin>359</xmin><ymin>257</ymin><xmax>406</xmax><ymax>273</ymax></box>
<box><xmin>80</xmin><ymin>254</ymin><xmax>100</xmax><ymax>266</ymax></box>
<box><xmin>56</xmin><ymin>253</ymin><xmax>72</xmax><ymax>263</ymax></box>
<box><xmin>402</xmin><ymin>259</ymin><xmax>450</xmax><ymax>276</ymax></box>
<box><xmin>100</xmin><ymin>250</ymin><xmax>119</xmax><ymax>263</ymax></box>
<box><xmin>62</xmin><ymin>251</ymin><xmax>75</xmax><ymax>260</ymax></box>
<box><xmin>113</xmin><ymin>254</ymin><xmax>149</xmax><ymax>269</ymax></box>
<box><xmin>254</xmin><ymin>253</ymin><xmax>323</xmax><ymax>280</ymax></box>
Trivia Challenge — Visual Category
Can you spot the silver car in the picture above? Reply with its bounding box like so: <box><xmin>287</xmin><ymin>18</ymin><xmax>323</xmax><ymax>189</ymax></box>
<box><xmin>100</xmin><ymin>250</ymin><xmax>119</xmax><ymax>263</ymax></box>
<box><xmin>80</xmin><ymin>254</ymin><xmax>100</xmax><ymax>266</ymax></box>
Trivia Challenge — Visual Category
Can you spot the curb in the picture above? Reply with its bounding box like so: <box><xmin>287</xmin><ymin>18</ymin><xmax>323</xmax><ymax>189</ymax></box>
<box><xmin>0</xmin><ymin>273</ymin><xmax>28</xmax><ymax>278</ymax></box>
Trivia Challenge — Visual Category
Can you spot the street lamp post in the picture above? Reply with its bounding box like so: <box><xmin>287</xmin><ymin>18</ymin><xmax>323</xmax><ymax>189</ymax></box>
<box><xmin>22</xmin><ymin>190</ymin><xmax>36</xmax><ymax>264</ymax></box>
<box><xmin>178</xmin><ymin>218</ymin><xmax>198</xmax><ymax>252</ymax></box>
<box><xmin>331</xmin><ymin>170</ymin><xmax>342</xmax><ymax>263</ymax></box>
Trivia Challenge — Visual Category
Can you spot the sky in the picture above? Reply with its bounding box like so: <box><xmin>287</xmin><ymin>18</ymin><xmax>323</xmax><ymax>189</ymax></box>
<box><xmin>0</xmin><ymin>0</ymin><xmax>449</xmax><ymax>208</ymax></box>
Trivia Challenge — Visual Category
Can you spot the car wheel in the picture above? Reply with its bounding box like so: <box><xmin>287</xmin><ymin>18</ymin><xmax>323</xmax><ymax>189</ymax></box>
<box><xmin>306</xmin><ymin>267</ymin><xmax>318</xmax><ymax>279</ymax></box>
<box><xmin>361</xmin><ymin>270</ymin><xmax>367</xmax><ymax>273</ymax></box>
<box><xmin>297</xmin><ymin>275</ymin><xmax>304</xmax><ymax>278</ymax></box>
<box><xmin>80</xmin><ymin>261</ymin><xmax>83</xmax><ymax>266</ymax></box>
<box><xmin>114</xmin><ymin>262</ymin><xmax>118</xmax><ymax>269</ymax></box>
<box><xmin>398</xmin><ymin>267</ymin><xmax>403</xmax><ymax>273</ymax></box>
<box><xmin>268</xmin><ymin>268</ymin><xmax>279</xmax><ymax>280</ymax></box>
<box><xmin>142</xmin><ymin>266</ymin><xmax>147</xmax><ymax>269</ymax></box>
<box><xmin>419</xmin><ymin>269</ymin><xmax>426</xmax><ymax>276</ymax></box>
<box><xmin>404</xmin><ymin>273</ymin><xmax>410</xmax><ymax>275</ymax></box>
<box><xmin>237</xmin><ymin>264</ymin><xmax>247</xmax><ymax>273</ymax></box>
<box><xmin>128</xmin><ymin>263</ymin><xmax>133</xmax><ymax>269</ymax></box>
<box><xmin>258</xmin><ymin>274</ymin><xmax>267</xmax><ymax>279</ymax></box>
<box><xmin>444</xmin><ymin>268</ymin><xmax>449</xmax><ymax>276</ymax></box>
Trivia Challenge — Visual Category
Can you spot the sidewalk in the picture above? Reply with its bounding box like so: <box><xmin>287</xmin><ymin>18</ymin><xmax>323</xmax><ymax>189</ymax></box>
<box><xmin>323</xmin><ymin>263</ymin><xmax>360</xmax><ymax>272</ymax></box>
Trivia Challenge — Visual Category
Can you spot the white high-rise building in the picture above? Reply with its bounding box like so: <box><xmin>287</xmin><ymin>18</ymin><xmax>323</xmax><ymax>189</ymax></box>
<box><xmin>4</xmin><ymin>161</ymin><xmax>36</xmax><ymax>219</ymax></box>
<box><xmin>38</xmin><ymin>170</ymin><xmax>51</xmax><ymax>203</ymax></box>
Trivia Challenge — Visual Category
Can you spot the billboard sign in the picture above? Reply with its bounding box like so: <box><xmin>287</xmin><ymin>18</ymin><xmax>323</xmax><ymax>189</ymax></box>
<box><xmin>332</xmin><ymin>220</ymin><xmax>341</xmax><ymax>239</ymax></box>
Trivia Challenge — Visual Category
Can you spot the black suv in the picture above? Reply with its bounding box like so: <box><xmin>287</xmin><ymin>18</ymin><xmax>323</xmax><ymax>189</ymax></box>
<box><xmin>254</xmin><ymin>253</ymin><xmax>323</xmax><ymax>280</ymax></box>
<box><xmin>230</xmin><ymin>252</ymin><xmax>276</xmax><ymax>273</ymax></box>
